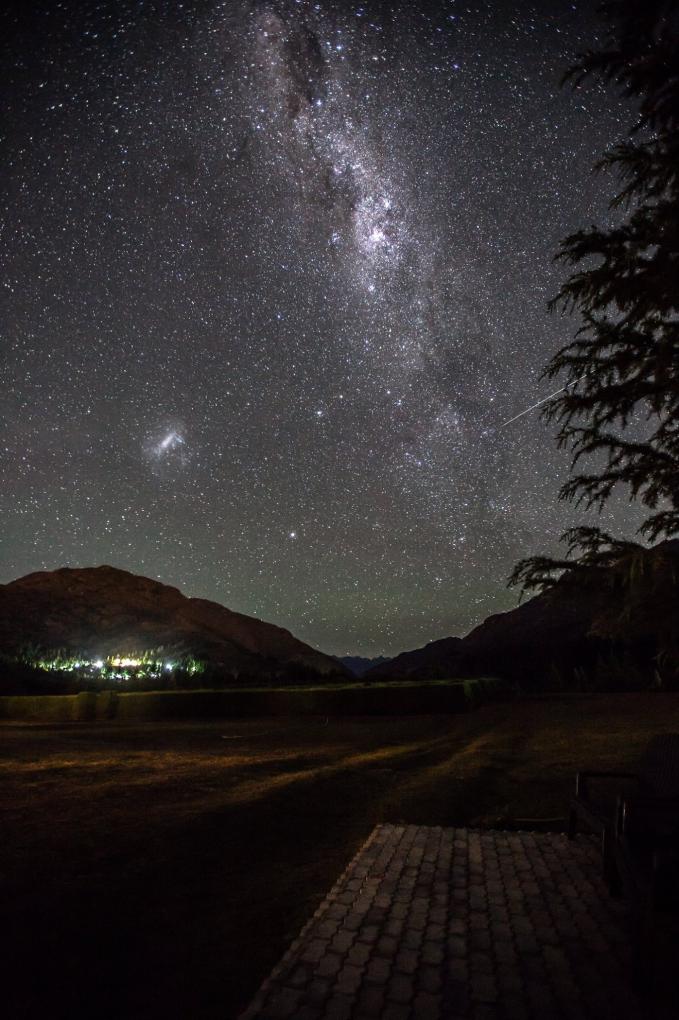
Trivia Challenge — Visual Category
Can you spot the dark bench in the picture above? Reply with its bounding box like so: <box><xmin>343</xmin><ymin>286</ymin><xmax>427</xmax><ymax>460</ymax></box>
<box><xmin>569</xmin><ymin>733</ymin><xmax>679</xmax><ymax>988</ymax></box>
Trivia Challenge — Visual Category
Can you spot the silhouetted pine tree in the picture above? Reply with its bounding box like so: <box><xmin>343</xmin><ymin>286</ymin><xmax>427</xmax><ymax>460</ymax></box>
<box><xmin>510</xmin><ymin>0</ymin><xmax>679</xmax><ymax>596</ymax></box>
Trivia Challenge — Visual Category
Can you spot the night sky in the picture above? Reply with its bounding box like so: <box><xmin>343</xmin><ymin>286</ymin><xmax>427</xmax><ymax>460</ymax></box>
<box><xmin>1</xmin><ymin>0</ymin><xmax>644</xmax><ymax>656</ymax></box>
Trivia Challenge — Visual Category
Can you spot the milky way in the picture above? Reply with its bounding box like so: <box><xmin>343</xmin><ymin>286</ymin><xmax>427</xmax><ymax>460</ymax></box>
<box><xmin>0</xmin><ymin>1</ymin><xmax>644</xmax><ymax>654</ymax></box>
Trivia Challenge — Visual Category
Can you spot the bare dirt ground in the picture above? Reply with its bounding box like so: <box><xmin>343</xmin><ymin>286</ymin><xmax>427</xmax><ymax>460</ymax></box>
<box><xmin>3</xmin><ymin>694</ymin><xmax>679</xmax><ymax>1019</ymax></box>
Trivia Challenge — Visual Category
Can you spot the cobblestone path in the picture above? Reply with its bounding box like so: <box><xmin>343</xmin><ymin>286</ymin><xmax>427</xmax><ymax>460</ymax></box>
<box><xmin>240</xmin><ymin>824</ymin><xmax>642</xmax><ymax>1020</ymax></box>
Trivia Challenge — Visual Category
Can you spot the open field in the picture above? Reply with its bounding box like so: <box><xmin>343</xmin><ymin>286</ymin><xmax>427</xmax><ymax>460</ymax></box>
<box><xmin>0</xmin><ymin>677</ymin><xmax>500</xmax><ymax>721</ymax></box>
<box><xmin>4</xmin><ymin>694</ymin><xmax>679</xmax><ymax>1019</ymax></box>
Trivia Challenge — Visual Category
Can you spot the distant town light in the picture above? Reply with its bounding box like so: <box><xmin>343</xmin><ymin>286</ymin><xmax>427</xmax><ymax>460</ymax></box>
<box><xmin>24</xmin><ymin>653</ymin><xmax>204</xmax><ymax>680</ymax></box>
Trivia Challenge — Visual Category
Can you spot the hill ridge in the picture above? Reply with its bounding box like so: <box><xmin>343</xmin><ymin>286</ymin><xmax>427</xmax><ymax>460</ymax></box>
<box><xmin>0</xmin><ymin>565</ymin><xmax>346</xmax><ymax>683</ymax></box>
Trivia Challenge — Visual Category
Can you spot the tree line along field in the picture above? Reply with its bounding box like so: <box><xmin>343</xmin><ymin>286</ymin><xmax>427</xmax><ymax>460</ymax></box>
<box><xmin>4</xmin><ymin>694</ymin><xmax>679</xmax><ymax>1019</ymax></box>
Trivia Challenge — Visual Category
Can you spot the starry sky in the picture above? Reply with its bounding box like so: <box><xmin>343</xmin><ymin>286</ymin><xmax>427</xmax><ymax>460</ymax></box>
<box><xmin>1</xmin><ymin>0</ymin><xmax>645</xmax><ymax>656</ymax></box>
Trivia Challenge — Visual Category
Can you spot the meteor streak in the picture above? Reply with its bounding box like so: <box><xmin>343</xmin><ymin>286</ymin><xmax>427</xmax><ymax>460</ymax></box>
<box><xmin>500</xmin><ymin>376</ymin><xmax>586</xmax><ymax>428</ymax></box>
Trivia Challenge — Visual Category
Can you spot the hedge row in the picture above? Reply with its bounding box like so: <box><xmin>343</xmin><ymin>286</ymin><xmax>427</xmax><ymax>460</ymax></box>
<box><xmin>0</xmin><ymin>691</ymin><xmax>117</xmax><ymax>722</ymax></box>
<box><xmin>0</xmin><ymin>677</ymin><xmax>505</xmax><ymax>721</ymax></box>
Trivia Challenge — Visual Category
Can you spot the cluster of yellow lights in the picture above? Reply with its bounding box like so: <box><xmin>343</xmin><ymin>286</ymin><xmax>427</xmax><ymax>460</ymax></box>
<box><xmin>35</xmin><ymin>655</ymin><xmax>177</xmax><ymax>673</ymax></box>
<box><xmin>28</xmin><ymin>652</ymin><xmax>209</xmax><ymax>679</ymax></box>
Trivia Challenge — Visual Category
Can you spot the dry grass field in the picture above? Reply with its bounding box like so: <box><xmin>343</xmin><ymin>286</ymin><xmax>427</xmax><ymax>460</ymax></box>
<box><xmin>3</xmin><ymin>693</ymin><xmax>679</xmax><ymax>1019</ymax></box>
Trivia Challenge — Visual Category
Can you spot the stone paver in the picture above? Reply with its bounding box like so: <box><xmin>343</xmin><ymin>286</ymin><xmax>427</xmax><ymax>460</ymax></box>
<box><xmin>239</xmin><ymin>825</ymin><xmax>643</xmax><ymax>1019</ymax></box>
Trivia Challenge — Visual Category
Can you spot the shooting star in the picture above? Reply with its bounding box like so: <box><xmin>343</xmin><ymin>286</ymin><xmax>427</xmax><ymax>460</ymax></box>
<box><xmin>500</xmin><ymin>376</ymin><xmax>586</xmax><ymax>428</ymax></box>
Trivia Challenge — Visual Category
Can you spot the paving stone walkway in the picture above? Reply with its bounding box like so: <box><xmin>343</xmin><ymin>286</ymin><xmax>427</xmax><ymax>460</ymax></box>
<box><xmin>240</xmin><ymin>824</ymin><xmax>644</xmax><ymax>1020</ymax></box>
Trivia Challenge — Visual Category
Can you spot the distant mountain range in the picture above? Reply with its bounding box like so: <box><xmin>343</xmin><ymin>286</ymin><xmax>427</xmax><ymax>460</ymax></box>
<box><xmin>366</xmin><ymin>540</ymin><xmax>679</xmax><ymax>689</ymax></box>
<box><xmin>3</xmin><ymin>540</ymin><xmax>677</xmax><ymax>694</ymax></box>
<box><xmin>336</xmin><ymin>655</ymin><xmax>390</xmax><ymax>677</ymax></box>
<box><xmin>0</xmin><ymin>566</ymin><xmax>347</xmax><ymax>685</ymax></box>
<box><xmin>365</xmin><ymin>639</ymin><xmax>462</xmax><ymax>681</ymax></box>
